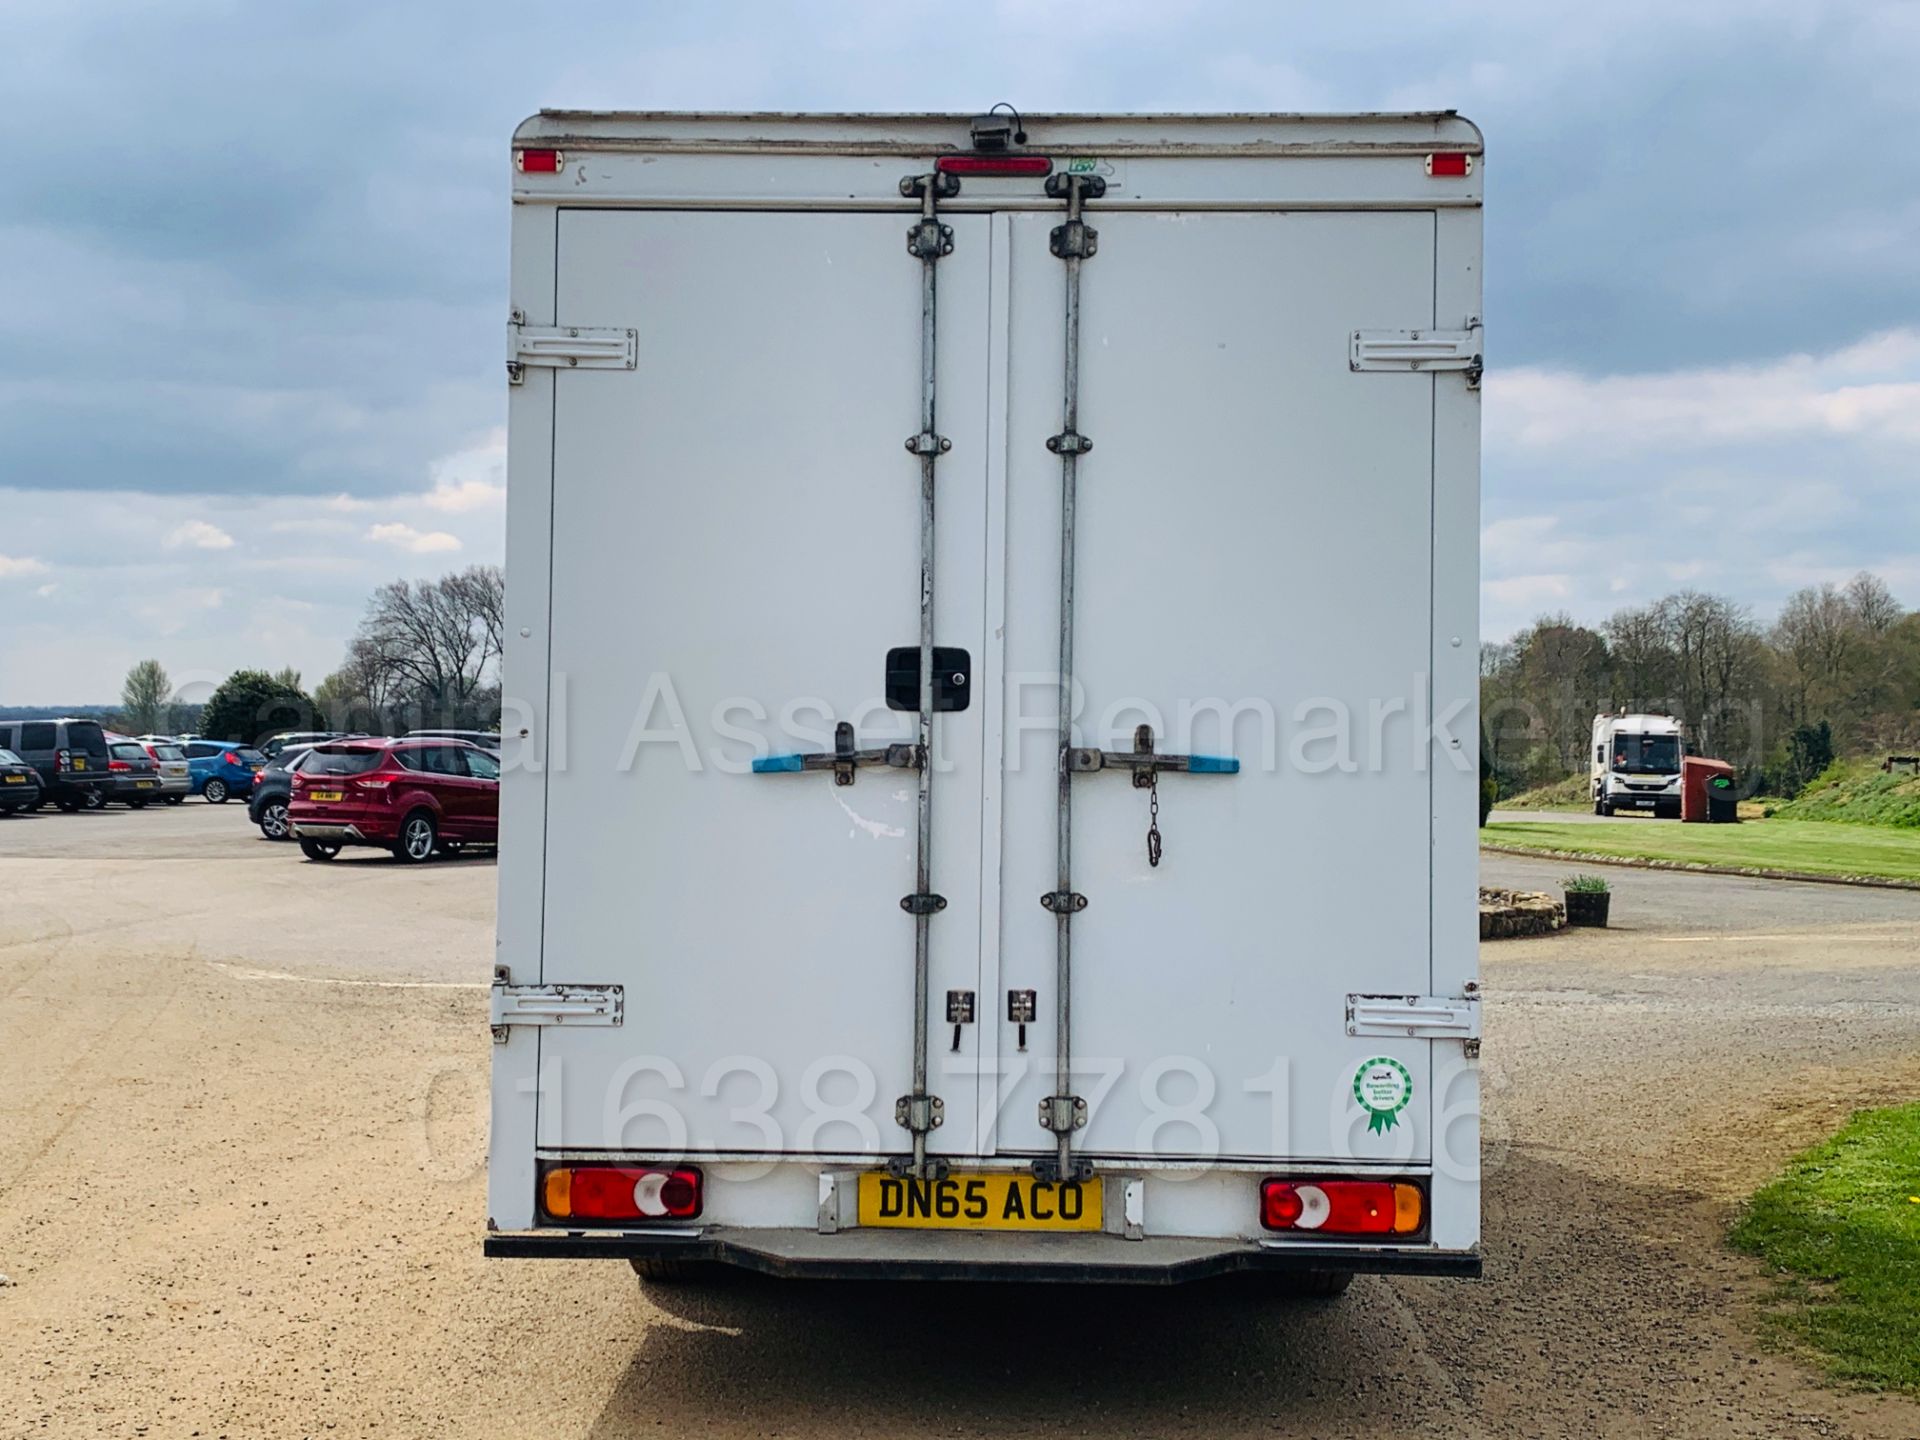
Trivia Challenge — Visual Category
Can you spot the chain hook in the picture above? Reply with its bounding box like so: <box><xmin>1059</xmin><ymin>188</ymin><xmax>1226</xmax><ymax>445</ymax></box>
<box><xmin>1146</xmin><ymin>770</ymin><xmax>1162</xmax><ymax>867</ymax></box>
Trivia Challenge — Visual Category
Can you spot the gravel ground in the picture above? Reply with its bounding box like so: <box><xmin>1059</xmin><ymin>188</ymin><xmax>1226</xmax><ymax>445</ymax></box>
<box><xmin>2</xmin><ymin>804</ymin><xmax>1917</xmax><ymax>1438</ymax></box>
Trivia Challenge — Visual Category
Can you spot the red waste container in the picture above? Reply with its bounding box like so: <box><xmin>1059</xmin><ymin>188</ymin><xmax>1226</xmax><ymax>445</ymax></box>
<box><xmin>1681</xmin><ymin>756</ymin><xmax>1736</xmax><ymax>823</ymax></box>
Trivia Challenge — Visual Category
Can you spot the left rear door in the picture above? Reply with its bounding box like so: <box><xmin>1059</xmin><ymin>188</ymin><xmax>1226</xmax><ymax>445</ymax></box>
<box><xmin>534</xmin><ymin>208</ymin><xmax>995</xmax><ymax>1162</ymax></box>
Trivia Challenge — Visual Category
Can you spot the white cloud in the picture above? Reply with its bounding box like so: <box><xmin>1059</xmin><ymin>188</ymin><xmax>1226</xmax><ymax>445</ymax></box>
<box><xmin>367</xmin><ymin>522</ymin><xmax>461</xmax><ymax>555</ymax></box>
<box><xmin>35</xmin><ymin>582</ymin><xmax>58</xmax><ymax>598</ymax></box>
<box><xmin>422</xmin><ymin>429</ymin><xmax>506</xmax><ymax>513</ymax></box>
<box><xmin>0</xmin><ymin>554</ymin><xmax>51</xmax><ymax>578</ymax></box>
<box><xmin>1487</xmin><ymin>329</ymin><xmax>1920</xmax><ymax>458</ymax></box>
<box><xmin>164</xmin><ymin>519</ymin><xmax>235</xmax><ymax>550</ymax></box>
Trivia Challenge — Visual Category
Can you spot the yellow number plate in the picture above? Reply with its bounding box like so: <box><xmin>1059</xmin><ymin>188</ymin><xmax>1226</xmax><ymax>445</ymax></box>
<box><xmin>309</xmin><ymin>790</ymin><xmax>345</xmax><ymax>802</ymax></box>
<box><xmin>858</xmin><ymin>1172</ymin><xmax>1102</xmax><ymax>1232</ymax></box>
<box><xmin>4</xmin><ymin>775</ymin><xmax>24</xmax><ymax>783</ymax></box>
<box><xmin>72</xmin><ymin>758</ymin><xmax>87</xmax><ymax>771</ymax></box>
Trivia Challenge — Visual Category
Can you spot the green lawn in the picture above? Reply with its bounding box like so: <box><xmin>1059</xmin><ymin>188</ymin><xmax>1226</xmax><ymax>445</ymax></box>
<box><xmin>1481</xmin><ymin>817</ymin><xmax>1920</xmax><ymax>883</ymax></box>
<box><xmin>1730</xmin><ymin>1103</ymin><xmax>1920</xmax><ymax>1393</ymax></box>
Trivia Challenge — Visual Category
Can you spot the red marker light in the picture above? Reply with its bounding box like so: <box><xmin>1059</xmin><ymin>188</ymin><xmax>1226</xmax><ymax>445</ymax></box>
<box><xmin>516</xmin><ymin>148</ymin><xmax>563</xmax><ymax>174</ymax></box>
<box><xmin>1426</xmin><ymin>152</ymin><xmax>1472</xmax><ymax>178</ymax></box>
<box><xmin>936</xmin><ymin>154</ymin><xmax>1053</xmax><ymax>178</ymax></box>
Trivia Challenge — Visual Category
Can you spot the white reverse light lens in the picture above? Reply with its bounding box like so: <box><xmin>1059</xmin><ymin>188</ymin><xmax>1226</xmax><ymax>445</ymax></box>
<box><xmin>1294</xmin><ymin>1184</ymin><xmax>1331</xmax><ymax>1230</ymax></box>
<box><xmin>632</xmin><ymin>1173</ymin><xmax>670</xmax><ymax>1217</ymax></box>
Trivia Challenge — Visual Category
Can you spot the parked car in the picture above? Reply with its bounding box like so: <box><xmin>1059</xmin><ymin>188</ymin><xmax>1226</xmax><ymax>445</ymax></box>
<box><xmin>260</xmin><ymin>730</ymin><xmax>356</xmax><ymax>760</ymax></box>
<box><xmin>290</xmin><ymin>738</ymin><xmax>499</xmax><ymax>863</ymax></box>
<box><xmin>181</xmin><ymin>739</ymin><xmax>267</xmax><ymax>803</ymax></box>
<box><xmin>404</xmin><ymin>728</ymin><xmax>502</xmax><ymax>753</ymax></box>
<box><xmin>248</xmin><ymin>744</ymin><xmax>314</xmax><ymax>840</ymax></box>
<box><xmin>99</xmin><ymin>740</ymin><xmax>164</xmax><ymax>807</ymax></box>
<box><xmin>134</xmin><ymin>738</ymin><xmax>192</xmax><ymax>804</ymax></box>
<box><xmin>0</xmin><ymin>747</ymin><xmax>44</xmax><ymax>814</ymax></box>
<box><xmin>0</xmin><ymin>718</ymin><xmax>112</xmax><ymax>811</ymax></box>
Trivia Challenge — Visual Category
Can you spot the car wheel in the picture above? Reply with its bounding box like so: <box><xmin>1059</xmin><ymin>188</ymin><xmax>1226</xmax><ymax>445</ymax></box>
<box><xmin>299</xmin><ymin>838</ymin><xmax>341</xmax><ymax>862</ymax></box>
<box><xmin>84</xmin><ymin>789</ymin><xmax>107</xmax><ymax>810</ymax></box>
<box><xmin>1598</xmin><ymin>798</ymin><xmax>1614</xmax><ymax>817</ymax></box>
<box><xmin>259</xmin><ymin>799</ymin><xmax>292</xmax><ymax>840</ymax></box>
<box><xmin>395</xmin><ymin>811</ymin><xmax>438</xmax><ymax>864</ymax></box>
<box><xmin>165</xmin><ymin>795</ymin><xmax>184</xmax><ymax>806</ymax></box>
<box><xmin>204</xmin><ymin>778</ymin><xmax>229</xmax><ymax>804</ymax></box>
<box><xmin>55</xmin><ymin>795</ymin><xmax>81</xmax><ymax>813</ymax></box>
<box><xmin>129</xmin><ymin>798</ymin><xmax>149</xmax><ymax>809</ymax></box>
<box><xmin>24</xmin><ymin>795</ymin><xmax>45</xmax><ymax>813</ymax></box>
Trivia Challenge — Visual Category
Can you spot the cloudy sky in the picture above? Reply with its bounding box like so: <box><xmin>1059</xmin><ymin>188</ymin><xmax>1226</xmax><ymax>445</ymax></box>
<box><xmin>3</xmin><ymin>1</ymin><xmax>1918</xmax><ymax>702</ymax></box>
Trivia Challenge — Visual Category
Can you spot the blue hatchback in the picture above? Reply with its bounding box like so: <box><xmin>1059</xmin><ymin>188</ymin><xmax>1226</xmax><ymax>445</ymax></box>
<box><xmin>181</xmin><ymin>740</ymin><xmax>267</xmax><ymax>803</ymax></box>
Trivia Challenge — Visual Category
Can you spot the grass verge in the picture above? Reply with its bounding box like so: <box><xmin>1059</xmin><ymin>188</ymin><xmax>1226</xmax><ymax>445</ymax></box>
<box><xmin>1776</xmin><ymin>759</ymin><xmax>1920</xmax><ymax>828</ymax></box>
<box><xmin>1497</xmin><ymin>774</ymin><xmax>1590</xmax><ymax>812</ymax></box>
<box><xmin>1481</xmin><ymin>817</ymin><xmax>1920</xmax><ymax>883</ymax></box>
<box><xmin>1730</xmin><ymin>1103</ymin><xmax>1920</xmax><ymax>1393</ymax></box>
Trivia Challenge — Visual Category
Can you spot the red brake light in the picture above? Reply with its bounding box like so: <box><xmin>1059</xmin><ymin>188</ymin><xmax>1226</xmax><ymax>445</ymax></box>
<box><xmin>1260</xmin><ymin>1179</ymin><xmax>1424</xmax><ymax>1236</ymax></box>
<box><xmin>936</xmin><ymin>154</ymin><xmax>1053</xmax><ymax>177</ymax></box>
<box><xmin>55</xmin><ymin>748</ymin><xmax>70</xmax><ymax>772</ymax></box>
<box><xmin>109</xmin><ymin>759</ymin><xmax>130</xmax><ymax>772</ymax></box>
<box><xmin>516</xmin><ymin>148</ymin><xmax>562</xmax><ymax>174</ymax></box>
<box><xmin>1425</xmin><ymin>152</ymin><xmax>1471</xmax><ymax>178</ymax></box>
<box><xmin>222</xmin><ymin>751</ymin><xmax>239</xmax><ymax>766</ymax></box>
<box><xmin>542</xmin><ymin>1165</ymin><xmax>702</xmax><ymax>1222</ymax></box>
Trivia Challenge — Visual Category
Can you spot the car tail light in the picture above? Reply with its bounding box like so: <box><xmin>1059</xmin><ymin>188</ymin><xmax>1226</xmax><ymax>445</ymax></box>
<box><xmin>222</xmin><ymin>751</ymin><xmax>239</xmax><ymax>766</ymax></box>
<box><xmin>516</xmin><ymin>148</ymin><xmax>562</xmax><ymax>174</ymax></box>
<box><xmin>936</xmin><ymin>154</ymin><xmax>1053</xmax><ymax>177</ymax></box>
<box><xmin>1260</xmin><ymin>1179</ymin><xmax>1424</xmax><ymax>1237</ymax></box>
<box><xmin>542</xmin><ymin>1165</ymin><xmax>702</xmax><ymax>1222</ymax></box>
<box><xmin>55</xmin><ymin>748</ymin><xmax>70</xmax><ymax>773</ymax></box>
<box><xmin>109</xmin><ymin>759</ymin><xmax>129</xmax><ymax>772</ymax></box>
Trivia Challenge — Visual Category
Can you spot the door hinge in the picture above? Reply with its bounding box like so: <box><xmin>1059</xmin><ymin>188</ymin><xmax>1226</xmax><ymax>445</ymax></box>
<box><xmin>1349</xmin><ymin>322</ymin><xmax>1483</xmax><ymax>388</ymax></box>
<box><xmin>1346</xmin><ymin>987</ymin><xmax>1482</xmax><ymax>1056</ymax></box>
<box><xmin>490</xmin><ymin>965</ymin><xmax>624</xmax><ymax>1042</ymax></box>
<box><xmin>507</xmin><ymin>310</ymin><xmax>637</xmax><ymax>384</ymax></box>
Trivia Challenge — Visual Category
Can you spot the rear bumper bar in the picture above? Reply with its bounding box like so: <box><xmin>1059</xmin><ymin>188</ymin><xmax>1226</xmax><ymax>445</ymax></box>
<box><xmin>485</xmin><ymin>1226</ymin><xmax>1481</xmax><ymax>1284</ymax></box>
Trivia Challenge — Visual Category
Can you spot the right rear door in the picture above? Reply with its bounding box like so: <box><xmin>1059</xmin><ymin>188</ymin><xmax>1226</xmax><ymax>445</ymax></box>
<box><xmin>993</xmin><ymin>208</ymin><xmax>1440</xmax><ymax>1166</ymax></box>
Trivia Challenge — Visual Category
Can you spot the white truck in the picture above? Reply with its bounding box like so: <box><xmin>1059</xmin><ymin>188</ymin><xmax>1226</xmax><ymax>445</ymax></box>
<box><xmin>487</xmin><ymin>109</ymin><xmax>1484</xmax><ymax>1288</ymax></box>
<box><xmin>1590</xmin><ymin>712</ymin><xmax>1686</xmax><ymax>817</ymax></box>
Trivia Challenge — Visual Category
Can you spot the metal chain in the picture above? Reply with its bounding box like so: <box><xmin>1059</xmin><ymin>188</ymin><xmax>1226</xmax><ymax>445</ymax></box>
<box><xmin>1147</xmin><ymin>771</ymin><xmax>1162</xmax><ymax>867</ymax></box>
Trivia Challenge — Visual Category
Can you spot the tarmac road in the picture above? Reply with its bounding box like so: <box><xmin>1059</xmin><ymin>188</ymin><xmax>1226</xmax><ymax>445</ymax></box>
<box><xmin>1</xmin><ymin>803</ymin><xmax>1917</xmax><ymax>1438</ymax></box>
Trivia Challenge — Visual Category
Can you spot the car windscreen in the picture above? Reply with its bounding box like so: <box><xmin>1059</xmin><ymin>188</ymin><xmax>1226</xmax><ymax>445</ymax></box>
<box><xmin>153</xmin><ymin>744</ymin><xmax>185</xmax><ymax>761</ymax></box>
<box><xmin>1612</xmin><ymin>733</ymin><xmax>1680</xmax><ymax>774</ymax></box>
<box><xmin>110</xmin><ymin>742</ymin><xmax>148</xmax><ymax>761</ymax></box>
<box><xmin>0</xmin><ymin>749</ymin><xmax>22</xmax><ymax>766</ymax></box>
<box><xmin>305</xmin><ymin>748</ymin><xmax>386</xmax><ymax>776</ymax></box>
<box><xmin>68</xmin><ymin>722</ymin><xmax>109</xmax><ymax>756</ymax></box>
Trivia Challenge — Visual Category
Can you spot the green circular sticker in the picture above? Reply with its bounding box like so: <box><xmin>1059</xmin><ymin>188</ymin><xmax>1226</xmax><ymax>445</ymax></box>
<box><xmin>1354</xmin><ymin>1057</ymin><xmax>1413</xmax><ymax>1134</ymax></box>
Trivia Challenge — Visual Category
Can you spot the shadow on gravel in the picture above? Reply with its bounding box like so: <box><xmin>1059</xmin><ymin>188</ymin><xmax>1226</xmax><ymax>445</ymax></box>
<box><xmin>586</xmin><ymin>1265</ymin><xmax>1459</xmax><ymax>1436</ymax></box>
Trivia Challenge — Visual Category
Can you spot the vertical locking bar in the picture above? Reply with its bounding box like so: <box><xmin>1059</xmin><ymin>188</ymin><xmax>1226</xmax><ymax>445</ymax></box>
<box><xmin>1041</xmin><ymin>171</ymin><xmax>1102</xmax><ymax>1181</ymax></box>
<box><xmin>895</xmin><ymin>169</ymin><xmax>957</xmax><ymax>1179</ymax></box>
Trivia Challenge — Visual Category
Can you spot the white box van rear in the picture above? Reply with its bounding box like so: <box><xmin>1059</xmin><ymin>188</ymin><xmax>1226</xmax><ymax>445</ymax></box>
<box><xmin>487</xmin><ymin>110</ymin><xmax>1484</xmax><ymax>1285</ymax></box>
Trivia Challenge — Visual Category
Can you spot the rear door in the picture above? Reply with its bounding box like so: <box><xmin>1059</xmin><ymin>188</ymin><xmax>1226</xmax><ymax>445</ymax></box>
<box><xmin>995</xmin><ymin>210</ymin><xmax>1440</xmax><ymax>1165</ymax></box>
<box><xmin>536</xmin><ymin>209</ymin><xmax>993</xmax><ymax>1160</ymax></box>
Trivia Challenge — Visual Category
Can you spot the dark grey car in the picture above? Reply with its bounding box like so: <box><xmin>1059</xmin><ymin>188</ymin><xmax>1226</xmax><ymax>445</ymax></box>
<box><xmin>0</xmin><ymin>747</ymin><xmax>43</xmax><ymax>814</ymax></box>
<box><xmin>0</xmin><ymin>718</ymin><xmax>112</xmax><ymax>811</ymax></box>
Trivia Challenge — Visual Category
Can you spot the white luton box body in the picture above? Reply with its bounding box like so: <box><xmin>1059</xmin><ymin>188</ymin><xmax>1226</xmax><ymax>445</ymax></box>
<box><xmin>488</xmin><ymin>110</ymin><xmax>1483</xmax><ymax>1284</ymax></box>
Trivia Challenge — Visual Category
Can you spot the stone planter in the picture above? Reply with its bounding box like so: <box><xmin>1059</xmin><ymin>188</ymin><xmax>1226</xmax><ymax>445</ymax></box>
<box><xmin>1564</xmin><ymin>890</ymin><xmax>1611</xmax><ymax>927</ymax></box>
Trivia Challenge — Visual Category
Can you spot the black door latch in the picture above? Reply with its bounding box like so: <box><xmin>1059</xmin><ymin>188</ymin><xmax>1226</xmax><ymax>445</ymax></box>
<box><xmin>885</xmin><ymin>647</ymin><xmax>970</xmax><ymax>712</ymax></box>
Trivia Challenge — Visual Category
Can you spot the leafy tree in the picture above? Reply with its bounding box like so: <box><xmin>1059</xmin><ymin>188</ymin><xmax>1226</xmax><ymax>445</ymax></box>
<box><xmin>119</xmin><ymin>658</ymin><xmax>172</xmax><ymax>734</ymax></box>
<box><xmin>200</xmin><ymin>669</ymin><xmax>318</xmax><ymax>744</ymax></box>
<box><xmin>1781</xmin><ymin>720</ymin><xmax>1835</xmax><ymax>797</ymax></box>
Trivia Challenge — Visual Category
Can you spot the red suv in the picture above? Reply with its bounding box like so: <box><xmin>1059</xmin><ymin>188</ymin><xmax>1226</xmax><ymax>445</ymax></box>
<box><xmin>289</xmin><ymin>738</ymin><xmax>499</xmax><ymax>863</ymax></box>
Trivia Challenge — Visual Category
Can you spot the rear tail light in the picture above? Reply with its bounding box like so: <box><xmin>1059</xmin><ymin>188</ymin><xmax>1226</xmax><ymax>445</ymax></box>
<box><xmin>1425</xmin><ymin>152</ymin><xmax>1472</xmax><ymax>178</ymax></box>
<box><xmin>936</xmin><ymin>154</ymin><xmax>1053</xmax><ymax>177</ymax></box>
<box><xmin>542</xmin><ymin>1165</ymin><xmax>702</xmax><ymax>1222</ymax></box>
<box><xmin>55</xmin><ymin>748</ymin><xmax>70</xmax><ymax>773</ymax></box>
<box><xmin>1260</xmin><ymin>1179</ymin><xmax>1424</xmax><ymax>1237</ymax></box>
<box><xmin>109</xmin><ymin>759</ymin><xmax>129</xmax><ymax>772</ymax></box>
<box><xmin>515</xmin><ymin>148</ymin><xmax>563</xmax><ymax>174</ymax></box>
<box><xmin>222</xmin><ymin>751</ymin><xmax>239</xmax><ymax>766</ymax></box>
<box><xmin>354</xmin><ymin>772</ymin><xmax>394</xmax><ymax>791</ymax></box>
